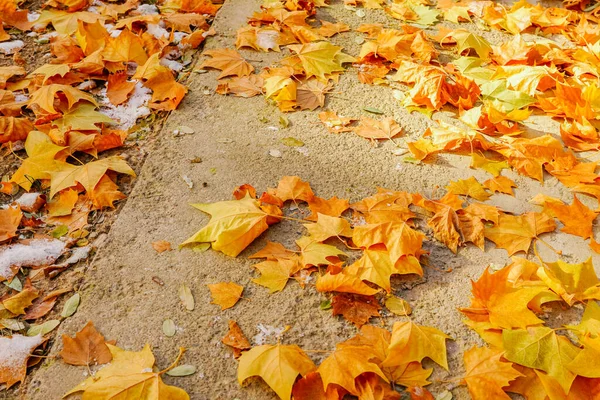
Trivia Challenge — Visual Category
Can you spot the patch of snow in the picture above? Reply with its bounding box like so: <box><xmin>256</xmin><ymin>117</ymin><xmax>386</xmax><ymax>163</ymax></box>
<box><xmin>110</xmin><ymin>30</ymin><xmax>122</xmax><ymax>38</ymax></box>
<box><xmin>100</xmin><ymin>82</ymin><xmax>152</xmax><ymax>130</ymax></box>
<box><xmin>0</xmin><ymin>239</ymin><xmax>66</xmax><ymax>280</ymax></box>
<box><xmin>0</xmin><ymin>334</ymin><xmax>44</xmax><ymax>372</ymax></box>
<box><xmin>39</xmin><ymin>32</ymin><xmax>58</xmax><ymax>41</ymax></box>
<box><xmin>138</xmin><ymin>4</ymin><xmax>159</xmax><ymax>14</ymax></box>
<box><xmin>252</xmin><ymin>324</ymin><xmax>285</xmax><ymax>345</ymax></box>
<box><xmin>257</xmin><ymin>30</ymin><xmax>278</xmax><ymax>51</ymax></box>
<box><xmin>27</xmin><ymin>12</ymin><xmax>40</xmax><ymax>22</ymax></box>
<box><xmin>15</xmin><ymin>193</ymin><xmax>40</xmax><ymax>208</ymax></box>
<box><xmin>147</xmin><ymin>23</ymin><xmax>169</xmax><ymax>40</ymax></box>
<box><xmin>173</xmin><ymin>32</ymin><xmax>187</xmax><ymax>44</ymax></box>
<box><xmin>87</xmin><ymin>6</ymin><xmax>99</xmax><ymax>14</ymax></box>
<box><xmin>161</xmin><ymin>58</ymin><xmax>184</xmax><ymax>72</ymax></box>
<box><xmin>0</xmin><ymin>41</ymin><xmax>24</xmax><ymax>55</ymax></box>
<box><xmin>59</xmin><ymin>246</ymin><xmax>91</xmax><ymax>266</ymax></box>
<box><xmin>27</xmin><ymin>32</ymin><xmax>38</xmax><ymax>37</ymax></box>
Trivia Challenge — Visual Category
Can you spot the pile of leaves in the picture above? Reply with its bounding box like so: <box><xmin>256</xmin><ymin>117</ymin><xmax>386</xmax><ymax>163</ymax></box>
<box><xmin>0</xmin><ymin>0</ymin><xmax>219</xmax><ymax>390</ymax></box>
<box><xmin>182</xmin><ymin>176</ymin><xmax>600</xmax><ymax>399</ymax></box>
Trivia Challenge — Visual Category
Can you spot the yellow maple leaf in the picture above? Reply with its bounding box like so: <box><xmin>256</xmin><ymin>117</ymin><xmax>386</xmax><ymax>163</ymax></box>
<box><xmin>207</xmin><ymin>282</ymin><xmax>243</xmax><ymax>310</ymax></box>
<box><xmin>286</xmin><ymin>42</ymin><xmax>355</xmax><ymax>80</ymax></box>
<box><xmin>483</xmin><ymin>212</ymin><xmax>556</xmax><ymax>255</ymax></box>
<box><xmin>48</xmin><ymin>156</ymin><xmax>135</xmax><ymax>198</ymax></box>
<box><xmin>462</xmin><ymin>347</ymin><xmax>523</xmax><ymax>400</ymax></box>
<box><xmin>182</xmin><ymin>195</ymin><xmax>278</xmax><ymax>257</ymax></box>
<box><xmin>382</xmin><ymin>321</ymin><xmax>450</xmax><ymax>369</ymax></box>
<box><xmin>237</xmin><ymin>344</ymin><xmax>316</xmax><ymax>400</ymax></box>
<box><xmin>252</xmin><ymin>259</ymin><xmax>297</xmax><ymax>293</ymax></box>
<box><xmin>503</xmin><ymin>326</ymin><xmax>580</xmax><ymax>393</ymax></box>
<box><xmin>199</xmin><ymin>48</ymin><xmax>254</xmax><ymax>79</ymax></box>
<box><xmin>303</xmin><ymin>213</ymin><xmax>352</xmax><ymax>242</ymax></box>
<box><xmin>10</xmin><ymin>131</ymin><xmax>65</xmax><ymax>191</ymax></box>
<box><xmin>66</xmin><ymin>344</ymin><xmax>189</xmax><ymax>399</ymax></box>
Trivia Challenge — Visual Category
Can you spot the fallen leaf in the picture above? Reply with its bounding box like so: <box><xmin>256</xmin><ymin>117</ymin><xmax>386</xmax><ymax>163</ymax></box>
<box><xmin>152</xmin><ymin>240</ymin><xmax>172</xmax><ymax>253</ymax></box>
<box><xmin>222</xmin><ymin>320</ymin><xmax>250</xmax><ymax>358</ymax></box>
<box><xmin>207</xmin><ymin>282</ymin><xmax>243</xmax><ymax>310</ymax></box>
<box><xmin>0</xmin><ymin>334</ymin><xmax>46</xmax><ymax>388</ymax></box>
<box><xmin>60</xmin><ymin>321</ymin><xmax>112</xmax><ymax>366</ymax></box>
<box><xmin>238</xmin><ymin>344</ymin><xmax>316</xmax><ymax>400</ymax></box>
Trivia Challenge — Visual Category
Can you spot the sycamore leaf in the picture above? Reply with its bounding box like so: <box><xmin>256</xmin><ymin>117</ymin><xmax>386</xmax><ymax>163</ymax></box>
<box><xmin>546</xmin><ymin>195</ymin><xmax>598</xmax><ymax>239</ymax></box>
<box><xmin>200</xmin><ymin>48</ymin><xmax>254</xmax><ymax>79</ymax></box>
<box><xmin>60</xmin><ymin>321</ymin><xmax>112</xmax><ymax>366</ymax></box>
<box><xmin>316</xmin><ymin>270</ymin><xmax>380</xmax><ymax>296</ymax></box>
<box><xmin>446</xmin><ymin>177</ymin><xmax>490</xmax><ymax>201</ymax></box>
<box><xmin>484</xmin><ymin>212</ymin><xmax>556</xmax><ymax>255</ymax></box>
<box><xmin>565</xmin><ymin>301</ymin><xmax>600</xmax><ymax>338</ymax></box>
<box><xmin>65</xmin><ymin>344</ymin><xmax>189</xmax><ymax>399</ymax></box>
<box><xmin>252</xmin><ymin>259</ymin><xmax>296</xmax><ymax>293</ymax></box>
<box><xmin>271</xmin><ymin>176</ymin><xmax>314</xmax><ymax>203</ymax></box>
<box><xmin>28</xmin><ymin>64</ymin><xmax>70</xmax><ymax>84</ymax></box>
<box><xmin>354</xmin><ymin>117</ymin><xmax>402</xmax><ymax>141</ymax></box>
<box><xmin>287</xmin><ymin>42</ymin><xmax>355</xmax><ymax>80</ymax></box>
<box><xmin>568</xmin><ymin>335</ymin><xmax>600</xmax><ymax>378</ymax></box>
<box><xmin>3</xmin><ymin>288</ymin><xmax>38</xmax><ymax>315</ymax></box>
<box><xmin>0</xmin><ymin>334</ymin><xmax>46</xmax><ymax>389</ymax></box>
<box><xmin>443</xmin><ymin>29</ymin><xmax>492</xmax><ymax>59</ymax></box>
<box><xmin>182</xmin><ymin>195</ymin><xmax>277</xmax><ymax>257</ymax></box>
<box><xmin>28</xmin><ymin>84</ymin><xmax>97</xmax><ymax>114</ymax></box>
<box><xmin>106</xmin><ymin>72</ymin><xmax>136</xmax><ymax>106</ymax></box>
<box><xmin>222</xmin><ymin>320</ymin><xmax>250</xmax><ymax>358</ymax></box>
<box><xmin>331</xmin><ymin>293</ymin><xmax>381</xmax><ymax>328</ymax></box>
<box><xmin>102</xmin><ymin>28</ymin><xmax>148</xmax><ymax>65</ymax></box>
<box><xmin>48</xmin><ymin>156</ymin><xmax>134</xmax><ymax>198</ymax></box>
<box><xmin>296</xmin><ymin>236</ymin><xmax>346</xmax><ymax>267</ymax></box>
<box><xmin>317</xmin><ymin>346</ymin><xmax>387</xmax><ymax>394</ymax></box>
<box><xmin>459</xmin><ymin>267</ymin><xmax>547</xmax><ymax>329</ymax></box>
<box><xmin>292</xmin><ymin>372</ymin><xmax>345</xmax><ymax>400</ymax></box>
<box><xmin>0</xmin><ymin>205</ymin><xmax>22</xmax><ymax>243</ymax></box>
<box><xmin>207</xmin><ymin>282</ymin><xmax>243</xmax><ymax>310</ymax></box>
<box><xmin>385</xmin><ymin>295</ymin><xmax>412</xmax><ymax>316</ymax></box>
<box><xmin>462</xmin><ymin>347</ymin><xmax>522</xmax><ymax>400</ymax></box>
<box><xmin>352</xmin><ymin>222</ymin><xmax>425</xmax><ymax>264</ymax></box>
<box><xmin>53</xmin><ymin>103</ymin><xmax>115</xmax><ymax>132</ymax></box>
<box><xmin>237</xmin><ymin>344</ymin><xmax>316</xmax><ymax>400</ymax></box>
<box><xmin>537</xmin><ymin>257</ymin><xmax>600</xmax><ymax>305</ymax></box>
<box><xmin>382</xmin><ymin>321</ymin><xmax>450</xmax><ymax>369</ymax></box>
<box><xmin>0</xmin><ymin>116</ymin><xmax>34</xmax><ymax>144</ymax></box>
<box><xmin>306</xmin><ymin>196</ymin><xmax>349</xmax><ymax>221</ymax></box>
<box><xmin>503</xmin><ymin>327</ymin><xmax>580</xmax><ymax>393</ymax></box>
<box><xmin>303</xmin><ymin>213</ymin><xmax>352</xmax><ymax>242</ymax></box>
<box><xmin>483</xmin><ymin>176</ymin><xmax>516</xmax><ymax>196</ymax></box>
<box><xmin>470</xmin><ymin>154</ymin><xmax>509</xmax><ymax>177</ymax></box>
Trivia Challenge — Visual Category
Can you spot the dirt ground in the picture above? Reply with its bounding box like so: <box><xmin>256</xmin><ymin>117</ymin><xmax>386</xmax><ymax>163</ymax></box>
<box><xmin>23</xmin><ymin>0</ymin><xmax>599</xmax><ymax>399</ymax></box>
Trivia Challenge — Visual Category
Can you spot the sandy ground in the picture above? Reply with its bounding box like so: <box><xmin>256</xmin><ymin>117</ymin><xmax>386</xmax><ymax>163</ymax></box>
<box><xmin>24</xmin><ymin>0</ymin><xmax>599</xmax><ymax>399</ymax></box>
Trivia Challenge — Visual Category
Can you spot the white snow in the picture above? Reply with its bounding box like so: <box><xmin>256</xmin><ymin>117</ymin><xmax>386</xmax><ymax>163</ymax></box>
<box><xmin>15</xmin><ymin>193</ymin><xmax>40</xmax><ymax>208</ymax></box>
<box><xmin>252</xmin><ymin>324</ymin><xmax>286</xmax><ymax>345</ymax></box>
<box><xmin>0</xmin><ymin>239</ymin><xmax>66</xmax><ymax>280</ymax></box>
<box><xmin>173</xmin><ymin>32</ymin><xmax>187</xmax><ymax>44</ymax></box>
<box><xmin>256</xmin><ymin>30</ymin><xmax>279</xmax><ymax>51</ymax></box>
<box><xmin>100</xmin><ymin>82</ymin><xmax>152</xmax><ymax>130</ymax></box>
<box><xmin>0</xmin><ymin>334</ymin><xmax>44</xmax><ymax>372</ymax></box>
<box><xmin>160</xmin><ymin>58</ymin><xmax>184</xmax><ymax>72</ymax></box>
<box><xmin>0</xmin><ymin>41</ymin><xmax>25</xmax><ymax>55</ymax></box>
<box><xmin>59</xmin><ymin>245</ymin><xmax>91</xmax><ymax>266</ymax></box>
<box><xmin>27</xmin><ymin>12</ymin><xmax>40</xmax><ymax>22</ymax></box>
<box><xmin>110</xmin><ymin>30</ymin><xmax>122</xmax><ymax>38</ymax></box>
<box><xmin>147</xmin><ymin>23</ymin><xmax>169</xmax><ymax>40</ymax></box>
<box><xmin>137</xmin><ymin>4</ymin><xmax>159</xmax><ymax>14</ymax></box>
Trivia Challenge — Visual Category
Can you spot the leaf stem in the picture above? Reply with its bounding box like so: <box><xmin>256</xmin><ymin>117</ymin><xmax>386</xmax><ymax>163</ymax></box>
<box><xmin>159</xmin><ymin>347</ymin><xmax>186</xmax><ymax>375</ymax></box>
